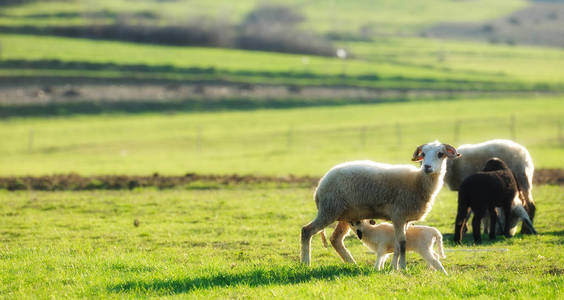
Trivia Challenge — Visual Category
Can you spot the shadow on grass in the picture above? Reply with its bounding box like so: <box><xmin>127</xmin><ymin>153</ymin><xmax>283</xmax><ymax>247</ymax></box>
<box><xmin>543</xmin><ymin>230</ymin><xmax>564</xmax><ymax>237</ymax></box>
<box><xmin>0</xmin><ymin>96</ymin><xmax>409</xmax><ymax>118</ymax></box>
<box><xmin>108</xmin><ymin>264</ymin><xmax>372</xmax><ymax>294</ymax></box>
<box><xmin>442</xmin><ymin>232</ymin><xmax>514</xmax><ymax>247</ymax></box>
<box><xmin>0</xmin><ymin>59</ymin><xmax>500</xmax><ymax>84</ymax></box>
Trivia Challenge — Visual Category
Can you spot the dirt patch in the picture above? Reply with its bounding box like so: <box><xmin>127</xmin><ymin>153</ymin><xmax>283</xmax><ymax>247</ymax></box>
<box><xmin>424</xmin><ymin>2</ymin><xmax>564</xmax><ymax>48</ymax></box>
<box><xmin>533</xmin><ymin>169</ymin><xmax>564</xmax><ymax>186</ymax></box>
<box><xmin>0</xmin><ymin>169</ymin><xmax>562</xmax><ymax>191</ymax></box>
<box><xmin>0</xmin><ymin>81</ymin><xmax>512</xmax><ymax>106</ymax></box>
<box><xmin>545</xmin><ymin>267</ymin><xmax>564</xmax><ymax>276</ymax></box>
<box><xmin>0</xmin><ymin>173</ymin><xmax>319</xmax><ymax>191</ymax></box>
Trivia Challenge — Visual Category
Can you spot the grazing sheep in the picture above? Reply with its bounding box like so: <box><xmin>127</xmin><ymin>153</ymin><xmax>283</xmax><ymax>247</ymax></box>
<box><xmin>453</xmin><ymin>158</ymin><xmax>537</xmax><ymax>244</ymax></box>
<box><xmin>300</xmin><ymin>141</ymin><xmax>461</xmax><ymax>270</ymax></box>
<box><xmin>350</xmin><ymin>220</ymin><xmax>447</xmax><ymax>274</ymax></box>
<box><xmin>445</xmin><ymin>139</ymin><xmax>536</xmax><ymax>234</ymax></box>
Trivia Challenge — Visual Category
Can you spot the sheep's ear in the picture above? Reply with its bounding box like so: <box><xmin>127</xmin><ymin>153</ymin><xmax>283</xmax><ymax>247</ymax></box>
<box><xmin>411</xmin><ymin>144</ymin><xmax>425</xmax><ymax>161</ymax></box>
<box><xmin>443</xmin><ymin>143</ymin><xmax>461</xmax><ymax>159</ymax></box>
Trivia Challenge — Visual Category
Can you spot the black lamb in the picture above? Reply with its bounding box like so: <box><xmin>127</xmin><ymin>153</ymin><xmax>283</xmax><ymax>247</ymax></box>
<box><xmin>453</xmin><ymin>157</ymin><xmax>537</xmax><ymax>244</ymax></box>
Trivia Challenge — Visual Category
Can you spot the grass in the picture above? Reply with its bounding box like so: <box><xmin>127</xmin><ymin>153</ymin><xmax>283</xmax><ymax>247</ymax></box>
<box><xmin>1</xmin><ymin>96</ymin><xmax>563</xmax><ymax>176</ymax></box>
<box><xmin>0</xmin><ymin>184</ymin><xmax>562</xmax><ymax>298</ymax></box>
<box><xmin>0</xmin><ymin>0</ymin><xmax>526</xmax><ymax>34</ymax></box>
<box><xmin>1</xmin><ymin>33</ymin><xmax>563</xmax><ymax>91</ymax></box>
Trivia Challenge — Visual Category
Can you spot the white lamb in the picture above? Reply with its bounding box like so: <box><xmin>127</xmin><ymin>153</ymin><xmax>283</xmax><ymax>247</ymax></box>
<box><xmin>350</xmin><ymin>220</ymin><xmax>447</xmax><ymax>275</ymax></box>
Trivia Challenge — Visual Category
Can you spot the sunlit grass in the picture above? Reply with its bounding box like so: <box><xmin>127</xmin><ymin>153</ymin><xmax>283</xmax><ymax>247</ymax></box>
<box><xmin>0</xmin><ymin>97</ymin><xmax>563</xmax><ymax>176</ymax></box>
<box><xmin>0</xmin><ymin>184</ymin><xmax>561</xmax><ymax>298</ymax></box>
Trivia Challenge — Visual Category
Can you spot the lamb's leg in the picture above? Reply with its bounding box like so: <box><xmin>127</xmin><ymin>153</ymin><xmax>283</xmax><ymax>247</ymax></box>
<box><xmin>489</xmin><ymin>207</ymin><xmax>497</xmax><ymax>240</ymax></box>
<box><xmin>329</xmin><ymin>221</ymin><xmax>356</xmax><ymax>264</ymax></box>
<box><xmin>375</xmin><ymin>252</ymin><xmax>384</xmax><ymax>270</ymax></box>
<box><xmin>392</xmin><ymin>221</ymin><xmax>407</xmax><ymax>270</ymax></box>
<box><xmin>380</xmin><ymin>253</ymin><xmax>391</xmax><ymax>270</ymax></box>
<box><xmin>472</xmin><ymin>212</ymin><xmax>483</xmax><ymax>244</ymax></box>
<box><xmin>421</xmin><ymin>251</ymin><xmax>448</xmax><ymax>275</ymax></box>
<box><xmin>301</xmin><ymin>216</ymin><xmax>335</xmax><ymax>265</ymax></box>
<box><xmin>454</xmin><ymin>205</ymin><xmax>471</xmax><ymax>244</ymax></box>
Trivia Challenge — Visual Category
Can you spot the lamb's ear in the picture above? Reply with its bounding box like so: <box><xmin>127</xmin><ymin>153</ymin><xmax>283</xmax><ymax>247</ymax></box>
<box><xmin>443</xmin><ymin>143</ymin><xmax>461</xmax><ymax>159</ymax></box>
<box><xmin>369</xmin><ymin>219</ymin><xmax>376</xmax><ymax>225</ymax></box>
<box><xmin>411</xmin><ymin>144</ymin><xmax>425</xmax><ymax>161</ymax></box>
<box><xmin>356</xmin><ymin>230</ymin><xmax>363</xmax><ymax>240</ymax></box>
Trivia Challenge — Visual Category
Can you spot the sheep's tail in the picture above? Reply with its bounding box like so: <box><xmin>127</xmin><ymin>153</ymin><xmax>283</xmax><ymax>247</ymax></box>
<box><xmin>320</xmin><ymin>229</ymin><xmax>329</xmax><ymax>248</ymax></box>
<box><xmin>436</xmin><ymin>232</ymin><xmax>446</xmax><ymax>258</ymax></box>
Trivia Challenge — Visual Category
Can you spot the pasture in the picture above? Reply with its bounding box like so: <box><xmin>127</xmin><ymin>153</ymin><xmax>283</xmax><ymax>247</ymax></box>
<box><xmin>2</xmin><ymin>34</ymin><xmax>564</xmax><ymax>91</ymax></box>
<box><xmin>1</xmin><ymin>0</ymin><xmax>564</xmax><ymax>299</ymax></box>
<box><xmin>0</xmin><ymin>184</ymin><xmax>562</xmax><ymax>298</ymax></box>
<box><xmin>1</xmin><ymin>96</ymin><xmax>563</xmax><ymax>176</ymax></box>
<box><xmin>0</xmin><ymin>0</ymin><xmax>525</xmax><ymax>34</ymax></box>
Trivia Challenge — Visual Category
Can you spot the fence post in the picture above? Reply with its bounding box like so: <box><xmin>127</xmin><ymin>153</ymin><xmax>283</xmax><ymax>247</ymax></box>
<box><xmin>195</xmin><ymin>126</ymin><xmax>202</xmax><ymax>152</ymax></box>
<box><xmin>287</xmin><ymin>127</ymin><xmax>293</xmax><ymax>149</ymax></box>
<box><xmin>395</xmin><ymin>123</ymin><xmax>402</xmax><ymax>147</ymax></box>
<box><xmin>453</xmin><ymin>120</ymin><xmax>460</xmax><ymax>144</ymax></box>
<box><xmin>558</xmin><ymin>121</ymin><xmax>563</xmax><ymax>147</ymax></box>
<box><xmin>360</xmin><ymin>126</ymin><xmax>367</xmax><ymax>148</ymax></box>
<box><xmin>510</xmin><ymin>114</ymin><xmax>516</xmax><ymax>140</ymax></box>
<box><xmin>28</xmin><ymin>129</ymin><xmax>34</xmax><ymax>153</ymax></box>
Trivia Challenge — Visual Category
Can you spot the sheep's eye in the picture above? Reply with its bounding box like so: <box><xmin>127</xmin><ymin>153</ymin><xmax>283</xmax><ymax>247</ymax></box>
<box><xmin>437</xmin><ymin>152</ymin><xmax>444</xmax><ymax>158</ymax></box>
<box><xmin>421</xmin><ymin>152</ymin><xmax>425</xmax><ymax>157</ymax></box>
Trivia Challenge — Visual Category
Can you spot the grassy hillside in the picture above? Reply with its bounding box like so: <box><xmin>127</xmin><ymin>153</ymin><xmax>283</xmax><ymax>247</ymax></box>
<box><xmin>0</xmin><ymin>0</ymin><xmax>526</xmax><ymax>34</ymax></box>
<box><xmin>0</xmin><ymin>184</ymin><xmax>561</xmax><ymax>298</ymax></box>
<box><xmin>1</xmin><ymin>96</ymin><xmax>562</xmax><ymax>176</ymax></box>
<box><xmin>1</xmin><ymin>34</ymin><xmax>563</xmax><ymax>91</ymax></box>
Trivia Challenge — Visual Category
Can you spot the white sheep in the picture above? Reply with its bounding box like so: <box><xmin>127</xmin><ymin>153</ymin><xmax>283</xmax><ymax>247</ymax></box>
<box><xmin>445</xmin><ymin>139</ymin><xmax>535</xmax><ymax>234</ymax></box>
<box><xmin>350</xmin><ymin>220</ymin><xmax>447</xmax><ymax>274</ymax></box>
<box><xmin>300</xmin><ymin>141</ymin><xmax>460</xmax><ymax>270</ymax></box>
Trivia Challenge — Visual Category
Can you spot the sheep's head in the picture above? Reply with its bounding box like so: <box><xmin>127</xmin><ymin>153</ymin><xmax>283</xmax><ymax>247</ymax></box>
<box><xmin>412</xmin><ymin>141</ymin><xmax>461</xmax><ymax>174</ymax></box>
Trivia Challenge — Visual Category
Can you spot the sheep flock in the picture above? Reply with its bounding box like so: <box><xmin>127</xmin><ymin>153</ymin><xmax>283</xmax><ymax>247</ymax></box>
<box><xmin>301</xmin><ymin>139</ymin><xmax>538</xmax><ymax>273</ymax></box>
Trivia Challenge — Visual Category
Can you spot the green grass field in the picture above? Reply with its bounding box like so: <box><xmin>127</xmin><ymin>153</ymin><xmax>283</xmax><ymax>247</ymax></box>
<box><xmin>0</xmin><ymin>184</ymin><xmax>562</xmax><ymax>298</ymax></box>
<box><xmin>1</xmin><ymin>96</ymin><xmax>563</xmax><ymax>176</ymax></box>
<box><xmin>2</xmin><ymin>33</ymin><xmax>563</xmax><ymax>91</ymax></box>
<box><xmin>0</xmin><ymin>0</ymin><xmax>526</xmax><ymax>34</ymax></box>
<box><xmin>1</xmin><ymin>1</ymin><xmax>563</xmax><ymax>299</ymax></box>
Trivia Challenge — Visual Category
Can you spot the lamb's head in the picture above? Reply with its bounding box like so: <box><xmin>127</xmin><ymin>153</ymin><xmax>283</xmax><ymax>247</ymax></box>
<box><xmin>349</xmin><ymin>219</ymin><xmax>376</xmax><ymax>240</ymax></box>
<box><xmin>482</xmin><ymin>157</ymin><xmax>509</xmax><ymax>172</ymax></box>
<box><xmin>412</xmin><ymin>141</ymin><xmax>461</xmax><ymax>174</ymax></box>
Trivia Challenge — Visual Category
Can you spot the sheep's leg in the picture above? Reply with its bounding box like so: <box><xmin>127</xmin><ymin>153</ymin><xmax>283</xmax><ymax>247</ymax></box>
<box><xmin>503</xmin><ymin>204</ymin><xmax>512</xmax><ymax>238</ymax></box>
<box><xmin>519</xmin><ymin>182</ymin><xmax>535</xmax><ymax>235</ymax></box>
<box><xmin>421</xmin><ymin>251</ymin><xmax>448</xmax><ymax>275</ymax></box>
<box><xmin>301</xmin><ymin>216</ymin><xmax>335</xmax><ymax>266</ymax></box>
<box><xmin>329</xmin><ymin>221</ymin><xmax>356</xmax><ymax>264</ymax></box>
<box><xmin>392</xmin><ymin>221</ymin><xmax>407</xmax><ymax>270</ymax></box>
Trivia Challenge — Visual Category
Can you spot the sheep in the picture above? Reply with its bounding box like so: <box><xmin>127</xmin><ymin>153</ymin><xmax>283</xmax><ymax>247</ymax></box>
<box><xmin>445</xmin><ymin>139</ymin><xmax>535</xmax><ymax>234</ymax></box>
<box><xmin>350</xmin><ymin>220</ymin><xmax>447</xmax><ymax>274</ymax></box>
<box><xmin>300</xmin><ymin>141</ymin><xmax>461</xmax><ymax>270</ymax></box>
<box><xmin>453</xmin><ymin>158</ymin><xmax>537</xmax><ymax>244</ymax></box>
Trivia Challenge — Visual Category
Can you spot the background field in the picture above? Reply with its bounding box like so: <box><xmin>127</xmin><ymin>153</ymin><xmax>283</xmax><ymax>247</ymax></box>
<box><xmin>1</xmin><ymin>97</ymin><xmax>563</xmax><ymax>176</ymax></box>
